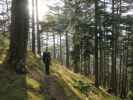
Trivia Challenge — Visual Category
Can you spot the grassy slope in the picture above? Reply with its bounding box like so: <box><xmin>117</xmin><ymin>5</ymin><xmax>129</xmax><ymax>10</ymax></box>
<box><xmin>0</xmin><ymin>34</ymin><xmax>120</xmax><ymax>100</ymax></box>
<box><xmin>0</xmin><ymin>52</ymin><xmax>45</xmax><ymax>100</ymax></box>
<box><xmin>51</xmin><ymin>61</ymin><xmax>120</xmax><ymax>100</ymax></box>
<box><xmin>0</xmin><ymin>34</ymin><xmax>45</xmax><ymax>100</ymax></box>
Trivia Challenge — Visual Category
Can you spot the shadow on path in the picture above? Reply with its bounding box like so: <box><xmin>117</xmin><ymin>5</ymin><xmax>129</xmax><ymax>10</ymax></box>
<box><xmin>44</xmin><ymin>75</ymin><xmax>68</xmax><ymax>100</ymax></box>
<box><xmin>0</xmin><ymin>64</ymin><xmax>28</xmax><ymax>100</ymax></box>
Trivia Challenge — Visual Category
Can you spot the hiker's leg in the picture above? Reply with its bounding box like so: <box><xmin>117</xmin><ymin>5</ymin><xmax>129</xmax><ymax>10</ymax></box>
<box><xmin>45</xmin><ymin>64</ymin><xmax>48</xmax><ymax>75</ymax></box>
<box><xmin>47</xmin><ymin>64</ymin><xmax>50</xmax><ymax>75</ymax></box>
<box><xmin>48</xmin><ymin>64</ymin><xmax>50</xmax><ymax>74</ymax></box>
<box><xmin>45</xmin><ymin>64</ymin><xmax>50</xmax><ymax>75</ymax></box>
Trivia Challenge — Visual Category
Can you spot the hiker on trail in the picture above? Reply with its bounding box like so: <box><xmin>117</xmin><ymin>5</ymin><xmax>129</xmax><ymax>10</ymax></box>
<box><xmin>43</xmin><ymin>51</ymin><xmax>51</xmax><ymax>75</ymax></box>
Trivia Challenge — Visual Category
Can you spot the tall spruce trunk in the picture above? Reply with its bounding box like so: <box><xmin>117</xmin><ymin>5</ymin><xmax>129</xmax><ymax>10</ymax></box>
<box><xmin>36</xmin><ymin>0</ymin><xmax>41</xmax><ymax>55</ymax></box>
<box><xmin>53</xmin><ymin>33</ymin><xmax>56</xmax><ymax>59</ymax></box>
<box><xmin>8</xmin><ymin>0</ymin><xmax>29</xmax><ymax>70</ymax></box>
<box><xmin>111</xmin><ymin>0</ymin><xmax>117</xmax><ymax>95</ymax></box>
<box><xmin>66</xmin><ymin>32</ymin><xmax>69</xmax><ymax>68</ymax></box>
<box><xmin>99</xmin><ymin>36</ymin><xmax>104</xmax><ymax>85</ymax></box>
<box><xmin>95</xmin><ymin>0</ymin><xmax>99</xmax><ymax>88</ymax></box>
<box><xmin>59</xmin><ymin>33</ymin><xmax>63</xmax><ymax>64</ymax></box>
<box><xmin>32</xmin><ymin>0</ymin><xmax>36</xmax><ymax>54</ymax></box>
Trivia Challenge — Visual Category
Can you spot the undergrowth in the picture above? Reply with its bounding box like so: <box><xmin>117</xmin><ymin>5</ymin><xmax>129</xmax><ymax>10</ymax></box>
<box><xmin>52</xmin><ymin>61</ymin><xmax>121</xmax><ymax>100</ymax></box>
<box><xmin>0</xmin><ymin>33</ymin><xmax>121</xmax><ymax>100</ymax></box>
<box><xmin>0</xmin><ymin>33</ymin><xmax>45</xmax><ymax>100</ymax></box>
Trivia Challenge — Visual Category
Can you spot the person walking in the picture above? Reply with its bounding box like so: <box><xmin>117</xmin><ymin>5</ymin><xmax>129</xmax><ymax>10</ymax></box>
<box><xmin>43</xmin><ymin>51</ymin><xmax>51</xmax><ymax>75</ymax></box>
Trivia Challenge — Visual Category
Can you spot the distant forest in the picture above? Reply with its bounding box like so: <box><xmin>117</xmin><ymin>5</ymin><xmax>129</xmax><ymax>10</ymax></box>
<box><xmin>0</xmin><ymin>0</ymin><xmax>133</xmax><ymax>99</ymax></box>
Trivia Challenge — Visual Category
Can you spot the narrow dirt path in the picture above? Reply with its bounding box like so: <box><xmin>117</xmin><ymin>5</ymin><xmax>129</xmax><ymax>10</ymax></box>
<box><xmin>44</xmin><ymin>75</ymin><xmax>68</xmax><ymax>100</ymax></box>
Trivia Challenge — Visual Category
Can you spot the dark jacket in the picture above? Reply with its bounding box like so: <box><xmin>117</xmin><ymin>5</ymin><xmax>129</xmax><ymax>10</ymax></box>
<box><xmin>43</xmin><ymin>52</ymin><xmax>51</xmax><ymax>64</ymax></box>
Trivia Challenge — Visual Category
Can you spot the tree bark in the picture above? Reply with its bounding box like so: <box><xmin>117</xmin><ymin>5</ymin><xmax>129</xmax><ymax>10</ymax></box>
<box><xmin>53</xmin><ymin>33</ymin><xmax>56</xmax><ymax>59</ymax></box>
<box><xmin>32</xmin><ymin>0</ymin><xmax>36</xmax><ymax>54</ymax></box>
<box><xmin>8</xmin><ymin>0</ymin><xmax>29</xmax><ymax>71</ymax></box>
<box><xmin>59</xmin><ymin>33</ymin><xmax>63</xmax><ymax>64</ymax></box>
<box><xmin>111</xmin><ymin>0</ymin><xmax>117</xmax><ymax>95</ymax></box>
<box><xmin>95</xmin><ymin>0</ymin><xmax>100</xmax><ymax>88</ymax></box>
<box><xmin>36</xmin><ymin>0</ymin><xmax>41</xmax><ymax>55</ymax></box>
<box><xmin>66</xmin><ymin>32</ymin><xmax>69</xmax><ymax>68</ymax></box>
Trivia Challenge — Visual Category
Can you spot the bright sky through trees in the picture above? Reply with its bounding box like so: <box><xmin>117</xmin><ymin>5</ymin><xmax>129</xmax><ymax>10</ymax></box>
<box><xmin>29</xmin><ymin>0</ymin><xmax>48</xmax><ymax>20</ymax></box>
<box><xmin>29</xmin><ymin>0</ymin><xmax>62</xmax><ymax>21</ymax></box>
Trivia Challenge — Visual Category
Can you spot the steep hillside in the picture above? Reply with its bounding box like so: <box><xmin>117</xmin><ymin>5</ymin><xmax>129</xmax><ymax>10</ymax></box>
<box><xmin>0</xmin><ymin>34</ymin><xmax>45</xmax><ymax>100</ymax></box>
<box><xmin>51</xmin><ymin>61</ymin><xmax>120</xmax><ymax>100</ymax></box>
<box><xmin>0</xmin><ymin>34</ymin><xmax>120</xmax><ymax>100</ymax></box>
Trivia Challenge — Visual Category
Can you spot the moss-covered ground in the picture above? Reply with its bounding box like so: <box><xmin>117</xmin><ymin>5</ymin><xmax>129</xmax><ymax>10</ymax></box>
<box><xmin>0</xmin><ymin>34</ymin><xmax>121</xmax><ymax>100</ymax></box>
<box><xmin>51</xmin><ymin>61</ymin><xmax>121</xmax><ymax>100</ymax></box>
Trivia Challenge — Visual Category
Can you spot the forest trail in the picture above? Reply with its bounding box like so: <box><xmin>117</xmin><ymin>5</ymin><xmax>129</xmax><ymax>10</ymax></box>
<box><xmin>44</xmin><ymin>74</ymin><xmax>68</xmax><ymax>100</ymax></box>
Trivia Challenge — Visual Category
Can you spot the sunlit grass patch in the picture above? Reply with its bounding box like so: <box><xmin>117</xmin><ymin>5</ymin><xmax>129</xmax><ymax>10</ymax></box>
<box><xmin>27</xmin><ymin>91</ymin><xmax>44</xmax><ymax>100</ymax></box>
<box><xmin>0</xmin><ymin>33</ymin><xmax>9</xmax><ymax>49</ymax></box>
<box><xmin>27</xmin><ymin>76</ymin><xmax>41</xmax><ymax>90</ymax></box>
<box><xmin>0</xmin><ymin>49</ymin><xmax>8</xmax><ymax>64</ymax></box>
<box><xmin>0</xmin><ymin>34</ymin><xmax>46</xmax><ymax>100</ymax></box>
<box><xmin>27</xmin><ymin>77</ymin><xmax>44</xmax><ymax>100</ymax></box>
<box><xmin>52</xmin><ymin>61</ymin><xmax>118</xmax><ymax>100</ymax></box>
